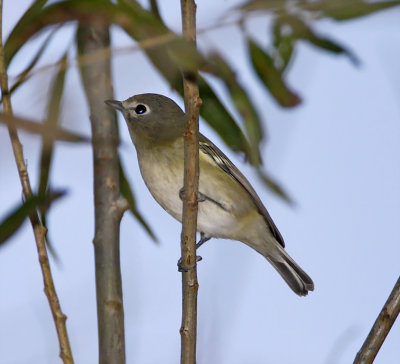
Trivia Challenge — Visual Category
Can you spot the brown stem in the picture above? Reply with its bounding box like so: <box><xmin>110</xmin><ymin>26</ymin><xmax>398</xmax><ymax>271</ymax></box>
<box><xmin>180</xmin><ymin>1</ymin><xmax>201</xmax><ymax>364</ymax></box>
<box><xmin>354</xmin><ymin>276</ymin><xmax>400</xmax><ymax>364</ymax></box>
<box><xmin>0</xmin><ymin>1</ymin><xmax>73</xmax><ymax>363</ymax></box>
<box><xmin>77</xmin><ymin>23</ymin><xmax>125</xmax><ymax>364</ymax></box>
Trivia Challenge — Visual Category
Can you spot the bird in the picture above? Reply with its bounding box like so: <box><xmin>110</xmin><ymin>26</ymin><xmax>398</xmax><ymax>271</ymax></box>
<box><xmin>105</xmin><ymin>93</ymin><xmax>314</xmax><ymax>296</ymax></box>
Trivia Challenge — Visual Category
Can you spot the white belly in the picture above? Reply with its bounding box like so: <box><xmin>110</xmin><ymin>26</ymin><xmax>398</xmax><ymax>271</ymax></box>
<box><xmin>137</xmin><ymin>147</ymin><xmax>239</xmax><ymax>239</ymax></box>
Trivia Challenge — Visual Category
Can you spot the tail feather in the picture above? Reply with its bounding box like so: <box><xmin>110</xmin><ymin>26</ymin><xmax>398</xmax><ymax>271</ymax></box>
<box><xmin>250</xmin><ymin>240</ymin><xmax>314</xmax><ymax>296</ymax></box>
<box><xmin>268</xmin><ymin>256</ymin><xmax>314</xmax><ymax>296</ymax></box>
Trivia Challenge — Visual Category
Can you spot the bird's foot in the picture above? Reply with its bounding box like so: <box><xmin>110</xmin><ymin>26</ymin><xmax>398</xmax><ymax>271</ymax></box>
<box><xmin>196</xmin><ymin>232</ymin><xmax>210</xmax><ymax>249</ymax></box>
<box><xmin>178</xmin><ymin>187</ymin><xmax>206</xmax><ymax>202</ymax></box>
<box><xmin>177</xmin><ymin>255</ymin><xmax>202</xmax><ymax>272</ymax></box>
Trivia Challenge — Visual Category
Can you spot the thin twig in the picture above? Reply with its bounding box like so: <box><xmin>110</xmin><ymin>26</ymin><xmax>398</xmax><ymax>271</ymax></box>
<box><xmin>179</xmin><ymin>1</ymin><xmax>201</xmax><ymax>364</ymax></box>
<box><xmin>354</xmin><ymin>276</ymin><xmax>400</xmax><ymax>364</ymax></box>
<box><xmin>0</xmin><ymin>1</ymin><xmax>73</xmax><ymax>363</ymax></box>
<box><xmin>77</xmin><ymin>23</ymin><xmax>126</xmax><ymax>364</ymax></box>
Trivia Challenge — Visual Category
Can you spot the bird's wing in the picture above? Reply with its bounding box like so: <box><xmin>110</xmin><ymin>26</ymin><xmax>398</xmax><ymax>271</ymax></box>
<box><xmin>199</xmin><ymin>134</ymin><xmax>285</xmax><ymax>247</ymax></box>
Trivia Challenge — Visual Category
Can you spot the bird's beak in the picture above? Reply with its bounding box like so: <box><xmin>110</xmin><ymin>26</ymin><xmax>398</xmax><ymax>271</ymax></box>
<box><xmin>104</xmin><ymin>99</ymin><xmax>124</xmax><ymax>112</ymax></box>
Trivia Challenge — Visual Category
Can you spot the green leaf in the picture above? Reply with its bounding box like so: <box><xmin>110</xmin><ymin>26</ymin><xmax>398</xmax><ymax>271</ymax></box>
<box><xmin>248</xmin><ymin>38</ymin><xmax>301</xmax><ymax>108</ymax></box>
<box><xmin>239</xmin><ymin>0</ymin><xmax>287</xmax><ymax>12</ymax></box>
<box><xmin>0</xmin><ymin>191</ymin><xmax>65</xmax><ymax>246</ymax></box>
<box><xmin>307</xmin><ymin>34</ymin><xmax>359</xmax><ymax>65</ymax></box>
<box><xmin>0</xmin><ymin>113</ymin><xmax>88</xmax><ymax>142</ymax></box>
<box><xmin>149</xmin><ymin>0</ymin><xmax>162</xmax><ymax>22</ymax></box>
<box><xmin>196</xmin><ymin>76</ymin><xmax>252</xmax><ymax>157</ymax></box>
<box><xmin>303</xmin><ymin>0</ymin><xmax>400</xmax><ymax>21</ymax></box>
<box><xmin>4</xmin><ymin>0</ymin><xmax>48</xmax><ymax>66</ymax></box>
<box><xmin>38</xmin><ymin>52</ymin><xmax>68</xmax><ymax>196</ymax></box>
<box><xmin>239</xmin><ymin>0</ymin><xmax>400</xmax><ymax>21</ymax></box>
<box><xmin>204</xmin><ymin>53</ymin><xmax>264</xmax><ymax>165</ymax></box>
<box><xmin>119</xmin><ymin>159</ymin><xmax>158</xmax><ymax>242</ymax></box>
<box><xmin>5</xmin><ymin>26</ymin><xmax>60</xmax><ymax>100</ymax></box>
<box><xmin>272</xmin><ymin>21</ymin><xmax>295</xmax><ymax>71</ymax></box>
<box><xmin>257</xmin><ymin>170</ymin><xmax>293</xmax><ymax>205</ymax></box>
<box><xmin>274</xmin><ymin>15</ymin><xmax>359</xmax><ymax>65</ymax></box>
<box><xmin>36</xmin><ymin>53</ymin><xmax>68</xmax><ymax>260</ymax></box>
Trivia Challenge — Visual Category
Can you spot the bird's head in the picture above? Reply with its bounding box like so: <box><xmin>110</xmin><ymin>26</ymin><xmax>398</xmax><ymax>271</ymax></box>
<box><xmin>105</xmin><ymin>93</ymin><xmax>186</xmax><ymax>144</ymax></box>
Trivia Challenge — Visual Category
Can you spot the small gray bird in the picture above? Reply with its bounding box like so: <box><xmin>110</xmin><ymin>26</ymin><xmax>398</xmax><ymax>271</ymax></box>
<box><xmin>106</xmin><ymin>93</ymin><xmax>314</xmax><ymax>296</ymax></box>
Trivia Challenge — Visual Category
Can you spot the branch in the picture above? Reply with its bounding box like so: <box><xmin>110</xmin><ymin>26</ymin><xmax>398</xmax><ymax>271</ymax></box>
<box><xmin>179</xmin><ymin>1</ymin><xmax>201</xmax><ymax>364</ymax></box>
<box><xmin>354</xmin><ymin>276</ymin><xmax>400</xmax><ymax>364</ymax></box>
<box><xmin>77</xmin><ymin>24</ymin><xmax>125</xmax><ymax>364</ymax></box>
<box><xmin>0</xmin><ymin>2</ymin><xmax>73</xmax><ymax>363</ymax></box>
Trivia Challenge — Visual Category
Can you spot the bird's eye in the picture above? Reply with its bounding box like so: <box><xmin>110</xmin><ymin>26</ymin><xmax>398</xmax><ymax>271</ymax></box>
<box><xmin>135</xmin><ymin>104</ymin><xmax>147</xmax><ymax>115</ymax></box>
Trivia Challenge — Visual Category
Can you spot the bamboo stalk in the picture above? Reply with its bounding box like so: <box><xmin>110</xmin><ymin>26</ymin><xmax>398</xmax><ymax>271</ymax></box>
<box><xmin>179</xmin><ymin>1</ymin><xmax>201</xmax><ymax>364</ymax></box>
<box><xmin>77</xmin><ymin>23</ymin><xmax>126</xmax><ymax>364</ymax></box>
<box><xmin>0</xmin><ymin>1</ymin><xmax>73</xmax><ymax>363</ymax></box>
<box><xmin>354</xmin><ymin>276</ymin><xmax>400</xmax><ymax>364</ymax></box>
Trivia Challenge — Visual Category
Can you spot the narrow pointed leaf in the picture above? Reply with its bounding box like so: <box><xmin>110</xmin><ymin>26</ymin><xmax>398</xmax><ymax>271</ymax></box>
<box><xmin>196</xmin><ymin>77</ymin><xmax>252</xmax><ymax>156</ymax></box>
<box><xmin>38</xmin><ymin>52</ymin><xmax>68</xmax><ymax>196</ymax></box>
<box><xmin>6</xmin><ymin>26</ymin><xmax>60</xmax><ymax>100</ymax></box>
<box><xmin>239</xmin><ymin>0</ymin><xmax>286</xmax><ymax>12</ymax></box>
<box><xmin>239</xmin><ymin>0</ymin><xmax>400</xmax><ymax>21</ymax></box>
<box><xmin>37</xmin><ymin>53</ymin><xmax>68</xmax><ymax>260</ymax></box>
<box><xmin>204</xmin><ymin>53</ymin><xmax>264</xmax><ymax>165</ymax></box>
<box><xmin>275</xmin><ymin>15</ymin><xmax>359</xmax><ymax>65</ymax></box>
<box><xmin>0</xmin><ymin>113</ymin><xmax>88</xmax><ymax>142</ymax></box>
<box><xmin>149</xmin><ymin>0</ymin><xmax>162</xmax><ymax>21</ymax></box>
<box><xmin>4</xmin><ymin>0</ymin><xmax>48</xmax><ymax>66</ymax></box>
<box><xmin>257</xmin><ymin>170</ymin><xmax>293</xmax><ymax>205</ymax></box>
<box><xmin>0</xmin><ymin>191</ymin><xmax>65</xmax><ymax>246</ymax></box>
<box><xmin>307</xmin><ymin>35</ymin><xmax>359</xmax><ymax>65</ymax></box>
<box><xmin>272</xmin><ymin>21</ymin><xmax>295</xmax><ymax>71</ymax></box>
<box><xmin>248</xmin><ymin>38</ymin><xmax>301</xmax><ymax>108</ymax></box>
<box><xmin>119</xmin><ymin>159</ymin><xmax>158</xmax><ymax>242</ymax></box>
<box><xmin>303</xmin><ymin>0</ymin><xmax>400</xmax><ymax>21</ymax></box>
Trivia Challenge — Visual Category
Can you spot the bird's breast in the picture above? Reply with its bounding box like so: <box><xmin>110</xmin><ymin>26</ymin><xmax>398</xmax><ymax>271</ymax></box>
<box><xmin>136</xmin><ymin>140</ymin><xmax>260</xmax><ymax>240</ymax></box>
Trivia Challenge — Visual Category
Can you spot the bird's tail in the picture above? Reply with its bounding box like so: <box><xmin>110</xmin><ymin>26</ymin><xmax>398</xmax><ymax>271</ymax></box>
<box><xmin>251</xmin><ymin>241</ymin><xmax>314</xmax><ymax>296</ymax></box>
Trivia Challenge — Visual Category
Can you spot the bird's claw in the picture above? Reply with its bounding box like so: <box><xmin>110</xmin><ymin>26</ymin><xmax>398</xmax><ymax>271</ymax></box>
<box><xmin>178</xmin><ymin>188</ymin><xmax>206</xmax><ymax>203</ymax></box>
<box><xmin>177</xmin><ymin>255</ymin><xmax>202</xmax><ymax>272</ymax></box>
<box><xmin>196</xmin><ymin>232</ymin><xmax>210</xmax><ymax>249</ymax></box>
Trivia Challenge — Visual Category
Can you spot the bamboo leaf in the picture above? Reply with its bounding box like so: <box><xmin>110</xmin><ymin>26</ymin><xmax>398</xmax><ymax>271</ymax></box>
<box><xmin>239</xmin><ymin>0</ymin><xmax>286</xmax><ymax>12</ymax></box>
<box><xmin>275</xmin><ymin>15</ymin><xmax>359</xmax><ymax>65</ymax></box>
<box><xmin>149</xmin><ymin>0</ymin><xmax>162</xmax><ymax>22</ymax></box>
<box><xmin>248</xmin><ymin>38</ymin><xmax>301</xmax><ymax>108</ymax></box>
<box><xmin>36</xmin><ymin>53</ymin><xmax>68</xmax><ymax>260</ymax></box>
<box><xmin>5</xmin><ymin>26</ymin><xmax>60</xmax><ymax>100</ymax></box>
<box><xmin>204</xmin><ymin>53</ymin><xmax>264</xmax><ymax>165</ymax></box>
<box><xmin>272</xmin><ymin>21</ymin><xmax>295</xmax><ymax>71</ymax></box>
<box><xmin>307</xmin><ymin>35</ymin><xmax>359</xmax><ymax>65</ymax></box>
<box><xmin>0</xmin><ymin>113</ymin><xmax>88</xmax><ymax>142</ymax></box>
<box><xmin>303</xmin><ymin>0</ymin><xmax>400</xmax><ymax>21</ymax></box>
<box><xmin>257</xmin><ymin>170</ymin><xmax>293</xmax><ymax>205</ymax></box>
<box><xmin>4</xmin><ymin>0</ymin><xmax>48</xmax><ymax>66</ymax></box>
<box><xmin>119</xmin><ymin>159</ymin><xmax>158</xmax><ymax>242</ymax></box>
<box><xmin>196</xmin><ymin>76</ymin><xmax>252</xmax><ymax>156</ymax></box>
<box><xmin>38</xmin><ymin>52</ymin><xmax>68</xmax><ymax>196</ymax></box>
<box><xmin>240</xmin><ymin>0</ymin><xmax>400</xmax><ymax>21</ymax></box>
<box><xmin>0</xmin><ymin>191</ymin><xmax>65</xmax><ymax>246</ymax></box>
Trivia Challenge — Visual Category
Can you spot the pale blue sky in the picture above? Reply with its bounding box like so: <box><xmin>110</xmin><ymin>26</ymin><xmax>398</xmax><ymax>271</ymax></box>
<box><xmin>1</xmin><ymin>1</ymin><xmax>399</xmax><ymax>363</ymax></box>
